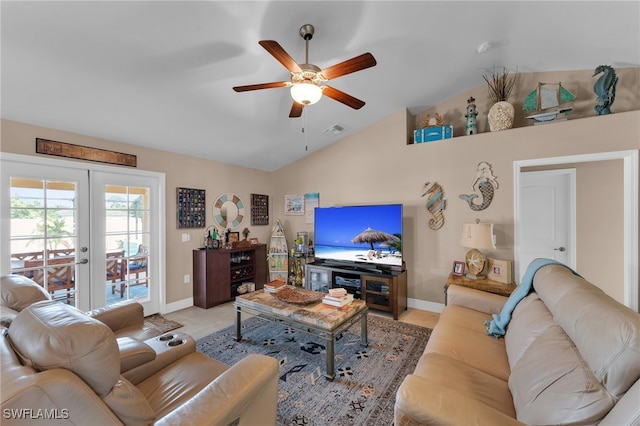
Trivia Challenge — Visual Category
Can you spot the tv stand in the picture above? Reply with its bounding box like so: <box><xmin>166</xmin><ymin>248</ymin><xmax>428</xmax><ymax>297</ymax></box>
<box><xmin>306</xmin><ymin>262</ymin><xmax>407</xmax><ymax>320</ymax></box>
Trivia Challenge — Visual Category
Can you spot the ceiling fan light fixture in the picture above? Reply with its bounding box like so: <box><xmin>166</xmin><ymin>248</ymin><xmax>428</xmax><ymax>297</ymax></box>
<box><xmin>290</xmin><ymin>82</ymin><xmax>322</xmax><ymax>105</ymax></box>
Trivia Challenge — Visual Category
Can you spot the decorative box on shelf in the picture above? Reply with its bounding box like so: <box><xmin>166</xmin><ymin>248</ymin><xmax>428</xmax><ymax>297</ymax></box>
<box><xmin>413</xmin><ymin>125</ymin><xmax>453</xmax><ymax>143</ymax></box>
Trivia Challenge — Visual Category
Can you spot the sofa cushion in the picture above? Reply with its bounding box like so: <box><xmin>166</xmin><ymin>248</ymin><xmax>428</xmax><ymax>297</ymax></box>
<box><xmin>425</xmin><ymin>305</ymin><xmax>510</xmax><ymax>381</ymax></box>
<box><xmin>413</xmin><ymin>352</ymin><xmax>516</xmax><ymax>418</ymax></box>
<box><xmin>8</xmin><ymin>300</ymin><xmax>120</xmax><ymax>397</ymax></box>
<box><xmin>508</xmin><ymin>307</ymin><xmax>615</xmax><ymax>424</ymax></box>
<box><xmin>534</xmin><ymin>264</ymin><xmax>640</xmax><ymax>399</ymax></box>
<box><xmin>1</xmin><ymin>274</ymin><xmax>50</xmax><ymax>312</ymax></box>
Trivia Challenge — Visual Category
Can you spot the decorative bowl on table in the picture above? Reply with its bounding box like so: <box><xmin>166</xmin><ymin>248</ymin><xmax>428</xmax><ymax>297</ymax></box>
<box><xmin>271</xmin><ymin>286</ymin><xmax>324</xmax><ymax>305</ymax></box>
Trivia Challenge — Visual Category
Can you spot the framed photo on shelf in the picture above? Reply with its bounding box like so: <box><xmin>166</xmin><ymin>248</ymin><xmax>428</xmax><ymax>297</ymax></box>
<box><xmin>487</xmin><ymin>258</ymin><xmax>514</xmax><ymax>284</ymax></box>
<box><xmin>228</xmin><ymin>232</ymin><xmax>240</xmax><ymax>244</ymax></box>
<box><xmin>452</xmin><ymin>260</ymin><xmax>466</xmax><ymax>276</ymax></box>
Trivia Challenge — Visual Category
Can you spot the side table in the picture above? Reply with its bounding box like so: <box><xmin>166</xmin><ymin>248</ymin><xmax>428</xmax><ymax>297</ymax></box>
<box><xmin>444</xmin><ymin>273</ymin><xmax>517</xmax><ymax>305</ymax></box>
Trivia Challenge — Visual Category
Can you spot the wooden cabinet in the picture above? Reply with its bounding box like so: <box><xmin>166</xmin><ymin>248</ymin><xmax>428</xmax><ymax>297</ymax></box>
<box><xmin>362</xmin><ymin>272</ymin><xmax>407</xmax><ymax>320</ymax></box>
<box><xmin>305</xmin><ymin>262</ymin><xmax>407</xmax><ymax>320</ymax></box>
<box><xmin>193</xmin><ymin>244</ymin><xmax>267</xmax><ymax>308</ymax></box>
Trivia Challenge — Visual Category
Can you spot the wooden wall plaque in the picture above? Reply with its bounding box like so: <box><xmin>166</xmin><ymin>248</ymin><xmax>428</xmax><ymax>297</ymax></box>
<box><xmin>35</xmin><ymin>138</ymin><xmax>137</xmax><ymax>167</ymax></box>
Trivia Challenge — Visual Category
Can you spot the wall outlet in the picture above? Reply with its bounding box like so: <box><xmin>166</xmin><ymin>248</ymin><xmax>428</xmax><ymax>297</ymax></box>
<box><xmin>182</xmin><ymin>233</ymin><xmax>190</xmax><ymax>242</ymax></box>
<box><xmin>183</xmin><ymin>274</ymin><xmax>190</xmax><ymax>284</ymax></box>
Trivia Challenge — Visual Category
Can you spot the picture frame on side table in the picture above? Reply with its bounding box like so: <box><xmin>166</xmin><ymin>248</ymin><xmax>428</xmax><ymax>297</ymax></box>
<box><xmin>487</xmin><ymin>258</ymin><xmax>514</xmax><ymax>284</ymax></box>
<box><xmin>228</xmin><ymin>232</ymin><xmax>240</xmax><ymax>244</ymax></box>
<box><xmin>452</xmin><ymin>260</ymin><xmax>466</xmax><ymax>276</ymax></box>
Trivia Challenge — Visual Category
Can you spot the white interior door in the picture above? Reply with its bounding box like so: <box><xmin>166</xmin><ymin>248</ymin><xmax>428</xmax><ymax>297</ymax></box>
<box><xmin>516</xmin><ymin>169</ymin><xmax>576</xmax><ymax>283</ymax></box>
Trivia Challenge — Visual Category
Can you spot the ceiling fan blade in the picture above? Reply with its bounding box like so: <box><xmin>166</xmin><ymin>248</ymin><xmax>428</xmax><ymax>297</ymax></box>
<box><xmin>233</xmin><ymin>81</ymin><xmax>289</xmax><ymax>92</ymax></box>
<box><xmin>289</xmin><ymin>101</ymin><xmax>304</xmax><ymax>118</ymax></box>
<box><xmin>321</xmin><ymin>52</ymin><xmax>377</xmax><ymax>80</ymax></box>
<box><xmin>258</xmin><ymin>40</ymin><xmax>302</xmax><ymax>73</ymax></box>
<box><xmin>322</xmin><ymin>86</ymin><xmax>365</xmax><ymax>110</ymax></box>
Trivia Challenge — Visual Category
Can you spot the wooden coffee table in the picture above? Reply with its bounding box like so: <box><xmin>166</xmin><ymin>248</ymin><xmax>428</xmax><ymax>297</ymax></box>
<box><xmin>234</xmin><ymin>287</ymin><xmax>368</xmax><ymax>380</ymax></box>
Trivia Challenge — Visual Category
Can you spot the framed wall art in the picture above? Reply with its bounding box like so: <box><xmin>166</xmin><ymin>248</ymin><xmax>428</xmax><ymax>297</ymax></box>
<box><xmin>284</xmin><ymin>194</ymin><xmax>304</xmax><ymax>215</ymax></box>
<box><xmin>176</xmin><ymin>187</ymin><xmax>206</xmax><ymax>228</ymax></box>
<box><xmin>251</xmin><ymin>193</ymin><xmax>269</xmax><ymax>225</ymax></box>
<box><xmin>487</xmin><ymin>258</ymin><xmax>514</xmax><ymax>284</ymax></box>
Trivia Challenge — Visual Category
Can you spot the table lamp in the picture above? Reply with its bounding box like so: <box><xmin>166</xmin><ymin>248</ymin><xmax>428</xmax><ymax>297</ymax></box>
<box><xmin>459</xmin><ymin>219</ymin><xmax>496</xmax><ymax>279</ymax></box>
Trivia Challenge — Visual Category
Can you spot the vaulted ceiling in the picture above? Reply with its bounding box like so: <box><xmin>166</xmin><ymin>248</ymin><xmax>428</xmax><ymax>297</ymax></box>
<box><xmin>2</xmin><ymin>1</ymin><xmax>639</xmax><ymax>171</ymax></box>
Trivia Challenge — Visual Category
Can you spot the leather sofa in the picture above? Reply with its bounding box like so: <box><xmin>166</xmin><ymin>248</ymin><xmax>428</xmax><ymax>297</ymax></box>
<box><xmin>1</xmin><ymin>275</ymin><xmax>280</xmax><ymax>425</ymax></box>
<box><xmin>395</xmin><ymin>263</ymin><xmax>640</xmax><ymax>425</ymax></box>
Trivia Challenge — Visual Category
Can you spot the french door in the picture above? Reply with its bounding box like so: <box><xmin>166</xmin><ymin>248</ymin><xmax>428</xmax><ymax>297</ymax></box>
<box><xmin>1</xmin><ymin>154</ymin><xmax>164</xmax><ymax>315</ymax></box>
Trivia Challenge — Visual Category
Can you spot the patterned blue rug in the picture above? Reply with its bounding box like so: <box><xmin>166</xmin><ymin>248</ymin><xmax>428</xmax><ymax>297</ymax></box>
<box><xmin>196</xmin><ymin>313</ymin><xmax>431</xmax><ymax>426</ymax></box>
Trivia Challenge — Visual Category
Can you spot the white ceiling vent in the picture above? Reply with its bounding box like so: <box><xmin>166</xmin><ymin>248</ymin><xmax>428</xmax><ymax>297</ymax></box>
<box><xmin>323</xmin><ymin>124</ymin><xmax>345</xmax><ymax>135</ymax></box>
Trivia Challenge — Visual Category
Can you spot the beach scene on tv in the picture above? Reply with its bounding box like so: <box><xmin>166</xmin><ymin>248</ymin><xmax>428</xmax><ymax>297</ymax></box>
<box><xmin>314</xmin><ymin>204</ymin><xmax>403</xmax><ymax>267</ymax></box>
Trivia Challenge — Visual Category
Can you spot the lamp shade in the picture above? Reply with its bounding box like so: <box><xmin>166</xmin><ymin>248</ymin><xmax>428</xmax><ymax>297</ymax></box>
<box><xmin>290</xmin><ymin>82</ymin><xmax>322</xmax><ymax>105</ymax></box>
<box><xmin>460</xmin><ymin>221</ymin><xmax>496</xmax><ymax>250</ymax></box>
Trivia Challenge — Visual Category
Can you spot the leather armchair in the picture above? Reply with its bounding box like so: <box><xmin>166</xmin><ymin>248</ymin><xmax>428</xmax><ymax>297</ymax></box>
<box><xmin>2</xmin><ymin>300</ymin><xmax>279</xmax><ymax>425</ymax></box>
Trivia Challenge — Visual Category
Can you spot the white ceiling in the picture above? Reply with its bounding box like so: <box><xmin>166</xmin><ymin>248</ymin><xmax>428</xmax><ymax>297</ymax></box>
<box><xmin>2</xmin><ymin>1</ymin><xmax>639</xmax><ymax>171</ymax></box>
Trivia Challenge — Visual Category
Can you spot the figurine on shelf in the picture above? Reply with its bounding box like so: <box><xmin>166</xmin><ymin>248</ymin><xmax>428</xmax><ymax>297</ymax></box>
<box><xmin>465</xmin><ymin>96</ymin><xmax>478</xmax><ymax>135</ymax></box>
<box><xmin>593</xmin><ymin>65</ymin><xmax>618</xmax><ymax>116</ymax></box>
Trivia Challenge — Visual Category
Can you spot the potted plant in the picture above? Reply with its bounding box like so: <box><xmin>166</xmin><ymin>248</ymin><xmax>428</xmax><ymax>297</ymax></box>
<box><xmin>483</xmin><ymin>66</ymin><xmax>518</xmax><ymax>131</ymax></box>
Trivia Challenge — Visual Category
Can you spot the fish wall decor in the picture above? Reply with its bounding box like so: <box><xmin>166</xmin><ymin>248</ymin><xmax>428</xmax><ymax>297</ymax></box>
<box><xmin>421</xmin><ymin>181</ymin><xmax>446</xmax><ymax>230</ymax></box>
<box><xmin>459</xmin><ymin>162</ymin><xmax>499</xmax><ymax>211</ymax></box>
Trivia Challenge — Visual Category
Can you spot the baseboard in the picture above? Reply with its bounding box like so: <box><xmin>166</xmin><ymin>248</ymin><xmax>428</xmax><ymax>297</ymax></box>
<box><xmin>408</xmin><ymin>297</ymin><xmax>444</xmax><ymax>314</ymax></box>
<box><xmin>161</xmin><ymin>297</ymin><xmax>193</xmax><ymax>314</ymax></box>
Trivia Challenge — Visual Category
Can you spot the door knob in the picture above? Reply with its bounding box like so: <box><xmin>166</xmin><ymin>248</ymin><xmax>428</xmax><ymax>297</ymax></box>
<box><xmin>554</xmin><ymin>247</ymin><xmax>566</xmax><ymax>252</ymax></box>
<box><xmin>76</xmin><ymin>258</ymin><xmax>89</xmax><ymax>264</ymax></box>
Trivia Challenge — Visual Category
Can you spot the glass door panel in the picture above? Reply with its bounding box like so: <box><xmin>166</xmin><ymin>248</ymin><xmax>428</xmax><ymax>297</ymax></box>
<box><xmin>6</xmin><ymin>172</ymin><xmax>89</xmax><ymax>308</ymax></box>
<box><xmin>104</xmin><ymin>185</ymin><xmax>151</xmax><ymax>304</ymax></box>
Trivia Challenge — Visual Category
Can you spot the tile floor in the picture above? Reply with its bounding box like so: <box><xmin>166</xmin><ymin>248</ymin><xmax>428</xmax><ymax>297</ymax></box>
<box><xmin>164</xmin><ymin>302</ymin><xmax>440</xmax><ymax>340</ymax></box>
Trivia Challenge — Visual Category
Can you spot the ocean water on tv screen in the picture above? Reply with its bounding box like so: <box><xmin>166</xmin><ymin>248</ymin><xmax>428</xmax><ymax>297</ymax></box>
<box><xmin>314</xmin><ymin>204</ymin><xmax>402</xmax><ymax>267</ymax></box>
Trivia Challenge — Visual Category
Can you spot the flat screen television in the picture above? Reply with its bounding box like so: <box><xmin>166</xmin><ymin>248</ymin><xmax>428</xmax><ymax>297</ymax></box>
<box><xmin>313</xmin><ymin>203</ymin><xmax>403</xmax><ymax>272</ymax></box>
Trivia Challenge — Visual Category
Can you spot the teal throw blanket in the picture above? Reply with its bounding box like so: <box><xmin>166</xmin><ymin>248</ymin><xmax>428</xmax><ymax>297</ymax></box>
<box><xmin>484</xmin><ymin>258</ymin><xmax>580</xmax><ymax>338</ymax></box>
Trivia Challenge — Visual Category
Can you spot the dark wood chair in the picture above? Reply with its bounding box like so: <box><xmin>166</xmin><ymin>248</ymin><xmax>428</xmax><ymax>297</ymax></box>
<box><xmin>115</xmin><ymin>245</ymin><xmax>148</xmax><ymax>298</ymax></box>
<box><xmin>107</xmin><ymin>250</ymin><xmax>125</xmax><ymax>296</ymax></box>
<box><xmin>24</xmin><ymin>257</ymin><xmax>75</xmax><ymax>304</ymax></box>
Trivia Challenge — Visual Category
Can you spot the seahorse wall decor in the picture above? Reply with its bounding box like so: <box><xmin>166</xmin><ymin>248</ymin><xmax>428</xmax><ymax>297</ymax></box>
<box><xmin>593</xmin><ymin>65</ymin><xmax>618</xmax><ymax>116</ymax></box>
<box><xmin>459</xmin><ymin>162</ymin><xmax>499</xmax><ymax>211</ymax></box>
<box><xmin>421</xmin><ymin>182</ymin><xmax>446</xmax><ymax>230</ymax></box>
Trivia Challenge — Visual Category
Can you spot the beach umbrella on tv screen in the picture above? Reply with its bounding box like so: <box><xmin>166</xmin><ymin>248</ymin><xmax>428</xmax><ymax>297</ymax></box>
<box><xmin>352</xmin><ymin>227</ymin><xmax>399</xmax><ymax>250</ymax></box>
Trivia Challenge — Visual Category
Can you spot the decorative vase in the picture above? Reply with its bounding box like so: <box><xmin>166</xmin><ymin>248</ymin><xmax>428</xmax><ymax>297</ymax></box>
<box><xmin>488</xmin><ymin>101</ymin><xmax>515</xmax><ymax>132</ymax></box>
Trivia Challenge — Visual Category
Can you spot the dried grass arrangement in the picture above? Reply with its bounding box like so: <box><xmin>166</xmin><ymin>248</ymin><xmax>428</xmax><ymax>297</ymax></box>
<box><xmin>483</xmin><ymin>66</ymin><xmax>518</xmax><ymax>103</ymax></box>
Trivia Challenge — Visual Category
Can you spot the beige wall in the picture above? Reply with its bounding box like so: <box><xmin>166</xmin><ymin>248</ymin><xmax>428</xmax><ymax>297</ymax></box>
<box><xmin>272</xmin><ymin>111</ymin><xmax>639</xmax><ymax>306</ymax></box>
<box><xmin>1</xmin><ymin>67</ymin><xmax>638</xmax><ymax>309</ymax></box>
<box><xmin>0</xmin><ymin>119</ymin><xmax>274</xmax><ymax>305</ymax></box>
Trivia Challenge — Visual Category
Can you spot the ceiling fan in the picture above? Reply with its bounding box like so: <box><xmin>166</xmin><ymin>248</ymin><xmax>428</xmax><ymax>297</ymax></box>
<box><xmin>233</xmin><ymin>24</ymin><xmax>377</xmax><ymax>118</ymax></box>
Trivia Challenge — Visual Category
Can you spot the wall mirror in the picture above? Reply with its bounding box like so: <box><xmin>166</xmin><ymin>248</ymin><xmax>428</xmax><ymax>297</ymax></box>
<box><xmin>213</xmin><ymin>193</ymin><xmax>245</xmax><ymax>229</ymax></box>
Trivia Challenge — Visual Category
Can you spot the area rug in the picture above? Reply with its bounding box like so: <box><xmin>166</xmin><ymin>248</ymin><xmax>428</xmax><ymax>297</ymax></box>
<box><xmin>143</xmin><ymin>314</ymin><xmax>183</xmax><ymax>334</ymax></box>
<box><xmin>197</xmin><ymin>314</ymin><xmax>431</xmax><ymax>426</ymax></box>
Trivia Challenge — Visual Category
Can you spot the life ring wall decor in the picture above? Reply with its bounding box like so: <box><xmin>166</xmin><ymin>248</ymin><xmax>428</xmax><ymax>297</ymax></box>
<box><xmin>213</xmin><ymin>193</ymin><xmax>245</xmax><ymax>229</ymax></box>
<box><xmin>421</xmin><ymin>182</ymin><xmax>446</xmax><ymax>230</ymax></box>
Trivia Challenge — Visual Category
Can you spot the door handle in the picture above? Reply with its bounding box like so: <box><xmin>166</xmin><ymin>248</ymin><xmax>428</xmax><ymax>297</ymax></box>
<box><xmin>554</xmin><ymin>247</ymin><xmax>566</xmax><ymax>252</ymax></box>
<box><xmin>76</xmin><ymin>258</ymin><xmax>89</xmax><ymax>264</ymax></box>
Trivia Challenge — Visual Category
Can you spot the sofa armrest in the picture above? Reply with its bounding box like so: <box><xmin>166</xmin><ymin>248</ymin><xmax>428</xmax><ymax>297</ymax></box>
<box><xmin>447</xmin><ymin>284</ymin><xmax>507</xmax><ymax>315</ymax></box>
<box><xmin>86</xmin><ymin>300</ymin><xmax>144</xmax><ymax>332</ymax></box>
<box><xmin>154</xmin><ymin>354</ymin><xmax>279</xmax><ymax>426</ymax></box>
<box><xmin>117</xmin><ymin>337</ymin><xmax>156</xmax><ymax>373</ymax></box>
<box><xmin>599</xmin><ymin>379</ymin><xmax>640</xmax><ymax>426</ymax></box>
<box><xmin>395</xmin><ymin>374</ymin><xmax>526</xmax><ymax>426</ymax></box>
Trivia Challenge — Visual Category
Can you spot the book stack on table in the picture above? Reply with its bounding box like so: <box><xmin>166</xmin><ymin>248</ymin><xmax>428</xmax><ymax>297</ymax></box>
<box><xmin>322</xmin><ymin>288</ymin><xmax>354</xmax><ymax>307</ymax></box>
<box><xmin>264</xmin><ymin>279</ymin><xmax>286</xmax><ymax>293</ymax></box>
